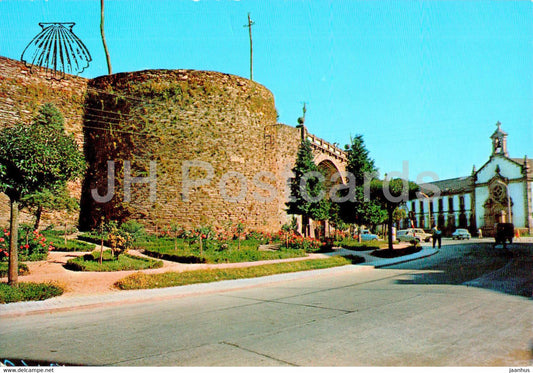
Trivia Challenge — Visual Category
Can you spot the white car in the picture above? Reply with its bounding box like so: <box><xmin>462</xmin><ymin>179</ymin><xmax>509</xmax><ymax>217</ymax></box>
<box><xmin>397</xmin><ymin>228</ymin><xmax>432</xmax><ymax>243</ymax></box>
<box><xmin>452</xmin><ymin>229</ymin><xmax>471</xmax><ymax>240</ymax></box>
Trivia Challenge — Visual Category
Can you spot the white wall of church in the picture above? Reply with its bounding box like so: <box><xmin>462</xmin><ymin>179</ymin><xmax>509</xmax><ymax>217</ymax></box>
<box><xmin>509</xmin><ymin>182</ymin><xmax>525</xmax><ymax>227</ymax></box>
<box><xmin>475</xmin><ymin>182</ymin><xmax>527</xmax><ymax>228</ymax></box>
<box><xmin>475</xmin><ymin>186</ymin><xmax>489</xmax><ymax>228</ymax></box>
<box><xmin>476</xmin><ymin>156</ymin><xmax>523</xmax><ymax>183</ymax></box>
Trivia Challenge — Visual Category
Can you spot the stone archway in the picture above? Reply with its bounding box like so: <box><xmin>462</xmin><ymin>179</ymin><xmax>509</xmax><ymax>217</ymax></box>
<box><xmin>308</xmin><ymin>158</ymin><xmax>345</xmax><ymax>239</ymax></box>
<box><xmin>317</xmin><ymin>159</ymin><xmax>344</xmax><ymax>194</ymax></box>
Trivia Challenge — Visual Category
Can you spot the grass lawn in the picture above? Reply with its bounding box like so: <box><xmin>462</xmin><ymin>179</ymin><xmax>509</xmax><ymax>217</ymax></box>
<box><xmin>0</xmin><ymin>262</ymin><xmax>30</xmax><ymax>277</ymax></box>
<box><xmin>140</xmin><ymin>237</ymin><xmax>307</xmax><ymax>263</ymax></box>
<box><xmin>0</xmin><ymin>282</ymin><xmax>63</xmax><ymax>303</ymax></box>
<box><xmin>65</xmin><ymin>250</ymin><xmax>163</xmax><ymax>272</ymax></box>
<box><xmin>334</xmin><ymin>238</ymin><xmax>383</xmax><ymax>251</ymax></box>
<box><xmin>115</xmin><ymin>255</ymin><xmax>363</xmax><ymax>290</ymax></box>
<box><xmin>42</xmin><ymin>230</ymin><xmax>96</xmax><ymax>252</ymax></box>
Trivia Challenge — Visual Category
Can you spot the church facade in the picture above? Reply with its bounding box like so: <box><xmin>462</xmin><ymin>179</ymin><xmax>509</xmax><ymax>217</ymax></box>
<box><xmin>405</xmin><ymin>123</ymin><xmax>532</xmax><ymax>236</ymax></box>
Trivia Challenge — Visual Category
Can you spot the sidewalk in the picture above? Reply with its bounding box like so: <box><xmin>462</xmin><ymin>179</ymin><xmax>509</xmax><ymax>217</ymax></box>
<box><xmin>0</xmin><ymin>245</ymin><xmax>438</xmax><ymax>318</ymax></box>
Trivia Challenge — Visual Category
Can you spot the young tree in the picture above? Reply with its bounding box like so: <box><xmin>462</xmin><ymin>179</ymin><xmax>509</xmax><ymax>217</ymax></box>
<box><xmin>393</xmin><ymin>207</ymin><xmax>407</xmax><ymax>228</ymax></box>
<box><xmin>286</xmin><ymin>140</ymin><xmax>330</xmax><ymax>236</ymax></box>
<box><xmin>370</xmin><ymin>178</ymin><xmax>419</xmax><ymax>250</ymax></box>
<box><xmin>21</xmin><ymin>185</ymin><xmax>78</xmax><ymax>232</ymax></box>
<box><xmin>0</xmin><ymin>104</ymin><xmax>85</xmax><ymax>285</ymax></box>
<box><xmin>338</xmin><ymin>135</ymin><xmax>385</xmax><ymax>229</ymax></box>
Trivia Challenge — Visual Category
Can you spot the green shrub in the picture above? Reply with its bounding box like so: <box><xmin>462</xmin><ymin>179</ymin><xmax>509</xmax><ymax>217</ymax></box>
<box><xmin>0</xmin><ymin>227</ymin><xmax>50</xmax><ymax>261</ymax></box>
<box><xmin>65</xmin><ymin>250</ymin><xmax>163</xmax><ymax>272</ymax></box>
<box><xmin>0</xmin><ymin>262</ymin><xmax>29</xmax><ymax>277</ymax></box>
<box><xmin>0</xmin><ymin>282</ymin><xmax>63</xmax><ymax>303</ymax></box>
<box><xmin>119</xmin><ymin>220</ymin><xmax>146</xmax><ymax>243</ymax></box>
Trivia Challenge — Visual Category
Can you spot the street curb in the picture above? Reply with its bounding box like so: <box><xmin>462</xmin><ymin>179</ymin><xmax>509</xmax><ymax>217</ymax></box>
<box><xmin>373</xmin><ymin>248</ymin><xmax>439</xmax><ymax>268</ymax></box>
<box><xmin>0</xmin><ymin>264</ymin><xmax>374</xmax><ymax>318</ymax></box>
<box><xmin>0</xmin><ymin>248</ymin><xmax>437</xmax><ymax>318</ymax></box>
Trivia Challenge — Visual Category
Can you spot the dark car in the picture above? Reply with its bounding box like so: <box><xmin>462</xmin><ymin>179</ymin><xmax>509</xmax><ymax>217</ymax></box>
<box><xmin>495</xmin><ymin>223</ymin><xmax>514</xmax><ymax>246</ymax></box>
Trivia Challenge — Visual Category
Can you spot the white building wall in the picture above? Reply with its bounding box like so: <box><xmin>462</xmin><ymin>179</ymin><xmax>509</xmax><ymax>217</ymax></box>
<box><xmin>453</xmin><ymin>195</ymin><xmax>460</xmax><ymax>213</ymax></box>
<box><xmin>509</xmin><ymin>182</ymin><xmax>525</xmax><ymax>227</ymax></box>
<box><xmin>476</xmin><ymin>157</ymin><xmax>523</xmax><ymax>183</ymax></box>
<box><xmin>464</xmin><ymin>194</ymin><xmax>471</xmax><ymax>211</ymax></box>
<box><xmin>475</xmin><ymin>186</ymin><xmax>490</xmax><ymax>228</ymax></box>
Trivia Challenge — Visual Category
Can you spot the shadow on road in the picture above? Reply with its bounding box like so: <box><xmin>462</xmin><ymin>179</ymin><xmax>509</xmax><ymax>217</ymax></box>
<box><xmin>389</xmin><ymin>242</ymin><xmax>533</xmax><ymax>299</ymax></box>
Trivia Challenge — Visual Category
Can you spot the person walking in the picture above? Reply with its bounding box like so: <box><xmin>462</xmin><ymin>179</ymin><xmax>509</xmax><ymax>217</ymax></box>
<box><xmin>432</xmin><ymin>225</ymin><xmax>442</xmax><ymax>249</ymax></box>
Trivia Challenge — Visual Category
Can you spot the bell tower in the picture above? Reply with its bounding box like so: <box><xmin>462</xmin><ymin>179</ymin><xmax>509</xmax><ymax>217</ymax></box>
<box><xmin>490</xmin><ymin>121</ymin><xmax>508</xmax><ymax>157</ymax></box>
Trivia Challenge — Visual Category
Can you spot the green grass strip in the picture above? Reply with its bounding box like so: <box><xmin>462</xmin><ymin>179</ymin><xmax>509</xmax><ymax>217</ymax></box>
<box><xmin>115</xmin><ymin>256</ymin><xmax>362</xmax><ymax>290</ymax></box>
<box><xmin>0</xmin><ymin>282</ymin><xmax>63</xmax><ymax>304</ymax></box>
<box><xmin>41</xmin><ymin>230</ymin><xmax>96</xmax><ymax>252</ymax></box>
<box><xmin>65</xmin><ymin>252</ymin><xmax>163</xmax><ymax>272</ymax></box>
<box><xmin>0</xmin><ymin>262</ymin><xmax>29</xmax><ymax>277</ymax></box>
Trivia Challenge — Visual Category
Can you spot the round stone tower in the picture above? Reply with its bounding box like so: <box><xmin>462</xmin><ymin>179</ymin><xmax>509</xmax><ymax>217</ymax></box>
<box><xmin>79</xmin><ymin>69</ymin><xmax>283</xmax><ymax>232</ymax></box>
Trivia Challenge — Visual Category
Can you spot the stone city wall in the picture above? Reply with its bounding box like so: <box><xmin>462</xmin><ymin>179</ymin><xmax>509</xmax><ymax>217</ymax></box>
<box><xmin>80</xmin><ymin>68</ymin><xmax>293</xmax><ymax>232</ymax></box>
<box><xmin>0</xmin><ymin>56</ymin><xmax>344</xmax><ymax>233</ymax></box>
<box><xmin>0</xmin><ymin>57</ymin><xmax>87</xmax><ymax>229</ymax></box>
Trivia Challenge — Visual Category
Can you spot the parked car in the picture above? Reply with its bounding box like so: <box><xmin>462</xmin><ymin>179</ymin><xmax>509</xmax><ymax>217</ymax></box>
<box><xmin>360</xmin><ymin>229</ymin><xmax>379</xmax><ymax>241</ymax></box>
<box><xmin>411</xmin><ymin>228</ymin><xmax>432</xmax><ymax>242</ymax></box>
<box><xmin>397</xmin><ymin>228</ymin><xmax>431</xmax><ymax>243</ymax></box>
<box><xmin>452</xmin><ymin>228</ymin><xmax>471</xmax><ymax>240</ymax></box>
<box><xmin>495</xmin><ymin>223</ymin><xmax>514</xmax><ymax>246</ymax></box>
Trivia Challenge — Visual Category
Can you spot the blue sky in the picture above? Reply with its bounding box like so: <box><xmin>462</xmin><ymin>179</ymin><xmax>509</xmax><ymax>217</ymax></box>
<box><xmin>1</xmin><ymin>0</ymin><xmax>531</xmax><ymax>181</ymax></box>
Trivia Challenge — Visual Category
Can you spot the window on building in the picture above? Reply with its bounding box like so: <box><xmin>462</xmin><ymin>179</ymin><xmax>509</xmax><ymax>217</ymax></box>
<box><xmin>419</xmin><ymin>201</ymin><xmax>424</xmax><ymax>213</ymax></box>
<box><xmin>448</xmin><ymin>197</ymin><xmax>454</xmax><ymax>212</ymax></box>
<box><xmin>411</xmin><ymin>201</ymin><xmax>416</xmax><ymax>212</ymax></box>
<box><xmin>429</xmin><ymin>201</ymin><xmax>434</xmax><ymax>214</ymax></box>
<box><xmin>438</xmin><ymin>198</ymin><xmax>443</xmax><ymax>213</ymax></box>
<box><xmin>459</xmin><ymin>196</ymin><xmax>465</xmax><ymax>211</ymax></box>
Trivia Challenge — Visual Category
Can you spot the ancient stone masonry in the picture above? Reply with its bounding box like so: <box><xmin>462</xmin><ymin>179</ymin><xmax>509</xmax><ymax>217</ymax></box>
<box><xmin>0</xmin><ymin>56</ymin><xmax>88</xmax><ymax>144</ymax></box>
<box><xmin>0</xmin><ymin>56</ymin><xmax>347</xmax><ymax>232</ymax></box>
<box><xmin>79</xmin><ymin>69</ymin><xmax>285</xmax><ymax>232</ymax></box>
<box><xmin>0</xmin><ymin>57</ymin><xmax>87</xmax><ymax>228</ymax></box>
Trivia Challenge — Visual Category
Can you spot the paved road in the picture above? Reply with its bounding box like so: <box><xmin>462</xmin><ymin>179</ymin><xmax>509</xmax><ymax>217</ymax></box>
<box><xmin>1</xmin><ymin>241</ymin><xmax>532</xmax><ymax>367</ymax></box>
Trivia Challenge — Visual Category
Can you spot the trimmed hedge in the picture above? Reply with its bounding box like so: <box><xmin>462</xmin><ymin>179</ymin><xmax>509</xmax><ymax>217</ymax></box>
<box><xmin>41</xmin><ymin>230</ymin><xmax>95</xmax><ymax>252</ymax></box>
<box><xmin>0</xmin><ymin>282</ymin><xmax>63</xmax><ymax>303</ymax></box>
<box><xmin>65</xmin><ymin>251</ymin><xmax>163</xmax><ymax>272</ymax></box>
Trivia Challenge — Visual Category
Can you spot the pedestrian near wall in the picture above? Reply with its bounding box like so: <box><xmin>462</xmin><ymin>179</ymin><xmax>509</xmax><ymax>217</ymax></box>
<box><xmin>432</xmin><ymin>225</ymin><xmax>442</xmax><ymax>249</ymax></box>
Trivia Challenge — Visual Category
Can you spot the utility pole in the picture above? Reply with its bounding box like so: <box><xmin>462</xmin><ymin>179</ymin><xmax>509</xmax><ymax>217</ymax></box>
<box><xmin>244</xmin><ymin>13</ymin><xmax>255</xmax><ymax>80</ymax></box>
<box><xmin>101</xmin><ymin>0</ymin><xmax>112</xmax><ymax>75</ymax></box>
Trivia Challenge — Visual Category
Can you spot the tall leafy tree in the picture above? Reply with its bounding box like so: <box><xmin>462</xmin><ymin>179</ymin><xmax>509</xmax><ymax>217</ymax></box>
<box><xmin>287</xmin><ymin>140</ymin><xmax>330</xmax><ymax>235</ymax></box>
<box><xmin>0</xmin><ymin>104</ymin><xmax>86</xmax><ymax>285</ymax></box>
<box><xmin>338</xmin><ymin>135</ymin><xmax>385</xmax><ymax>228</ymax></box>
<box><xmin>370</xmin><ymin>178</ymin><xmax>419</xmax><ymax>250</ymax></box>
